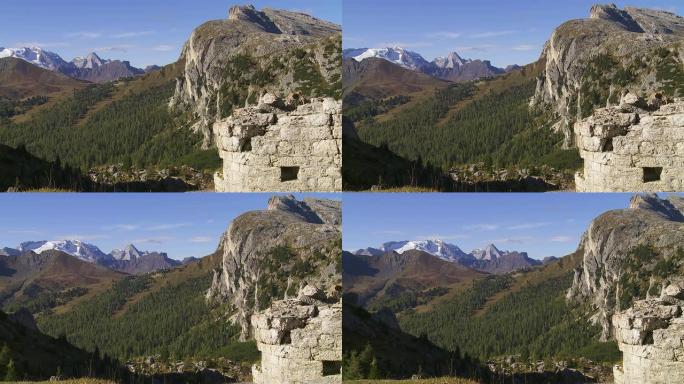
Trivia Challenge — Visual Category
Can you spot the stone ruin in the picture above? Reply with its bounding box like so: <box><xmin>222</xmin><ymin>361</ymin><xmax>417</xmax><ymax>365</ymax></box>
<box><xmin>251</xmin><ymin>285</ymin><xmax>342</xmax><ymax>384</ymax></box>
<box><xmin>213</xmin><ymin>93</ymin><xmax>342</xmax><ymax>192</ymax></box>
<box><xmin>613</xmin><ymin>280</ymin><xmax>684</xmax><ymax>384</ymax></box>
<box><xmin>575</xmin><ymin>92</ymin><xmax>684</xmax><ymax>192</ymax></box>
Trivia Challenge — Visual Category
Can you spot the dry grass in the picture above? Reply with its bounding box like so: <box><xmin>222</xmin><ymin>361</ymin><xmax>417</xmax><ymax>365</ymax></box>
<box><xmin>10</xmin><ymin>379</ymin><xmax>117</xmax><ymax>384</ymax></box>
<box><xmin>348</xmin><ymin>378</ymin><xmax>478</xmax><ymax>384</ymax></box>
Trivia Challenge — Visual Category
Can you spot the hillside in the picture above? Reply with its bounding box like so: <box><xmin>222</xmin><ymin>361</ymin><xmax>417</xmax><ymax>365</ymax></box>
<box><xmin>0</xmin><ymin>250</ymin><xmax>127</xmax><ymax>315</ymax></box>
<box><xmin>0</xmin><ymin>57</ymin><xmax>87</xmax><ymax>100</ymax></box>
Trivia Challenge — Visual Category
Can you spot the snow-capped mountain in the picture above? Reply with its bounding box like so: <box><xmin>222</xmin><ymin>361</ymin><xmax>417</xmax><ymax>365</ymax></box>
<box><xmin>18</xmin><ymin>240</ymin><xmax>111</xmax><ymax>263</ymax></box>
<box><xmin>343</xmin><ymin>47</ymin><xmax>433</xmax><ymax>71</ymax></box>
<box><xmin>471</xmin><ymin>243</ymin><xmax>504</xmax><ymax>261</ymax></box>
<box><xmin>110</xmin><ymin>244</ymin><xmax>145</xmax><ymax>261</ymax></box>
<box><xmin>356</xmin><ymin>239</ymin><xmax>471</xmax><ymax>263</ymax></box>
<box><xmin>0</xmin><ymin>46</ymin><xmax>70</xmax><ymax>71</ymax></box>
<box><xmin>344</xmin><ymin>46</ymin><xmax>512</xmax><ymax>82</ymax></box>
<box><xmin>355</xmin><ymin>239</ymin><xmax>545</xmax><ymax>274</ymax></box>
<box><xmin>71</xmin><ymin>52</ymin><xmax>110</xmax><ymax>69</ymax></box>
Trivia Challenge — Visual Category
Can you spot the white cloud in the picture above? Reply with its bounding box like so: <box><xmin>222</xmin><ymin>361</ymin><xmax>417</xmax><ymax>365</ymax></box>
<box><xmin>56</xmin><ymin>234</ymin><xmax>110</xmax><ymax>241</ymax></box>
<box><xmin>106</xmin><ymin>224</ymin><xmax>139</xmax><ymax>231</ymax></box>
<box><xmin>426</xmin><ymin>32</ymin><xmax>462</xmax><ymax>39</ymax></box>
<box><xmin>94</xmin><ymin>45</ymin><xmax>135</xmax><ymax>53</ymax></box>
<box><xmin>14</xmin><ymin>41</ymin><xmax>70</xmax><ymax>48</ymax></box>
<box><xmin>464</xmin><ymin>223</ymin><xmax>499</xmax><ymax>231</ymax></box>
<box><xmin>190</xmin><ymin>236</ymin><xmax>213</xmax><ymax>243</ymax></box>
<box><xmin>512</xmin><ymin>44</ymin><xmax>536</xmax><ymax>51</ymax></box>
<box><xmin>415</xmin><ymin>234</ymin><xmax>471</xmax><ymax>241</ymax></box>
<box><xmin>111</xmin><ymin>31</ymin><xmax>155</xmax><ymax>38</ymax></box>
<box><xmin>145</xmin><ymin>223</ymin><xmax>192</xmax><ymax>231</ymax></box>
<box><xmin>377</xmin><ymin>41</ymin><xmax>433</xmax><ymax>49</ymax></box>
<box><xmin>550</xmin><ymin>236</ymin><xmax>574</xmax><ymax>243</ymax></box>
<box><xmin>493</xmin><ymin>236</ymin><xmax>535</xmax><ymax>244</ymax></box>
<box><xmin>373</xmin><ymin>230</ymin><xmax>405</xmax><ymax>236</ymax></box>
<box><xmin>66</xmin><ymin>32</ymin><xmax>102</xmax><ymax>39</ymax></box>
<box><xmin>507</xmin><ymin>222</ymin><xmax>550</xmax><ymax>230</ymax></box>
<box><xmin>454</xmin><ymin>44</ymin><xmax>497</xmax><ymax>52</ymax></box>
<box><xmin>470</xmin><ymin>30</ymin><xmax>517</xmax><ymax>38</ymax></box>
<box><xmin>131</xmin><ymin>236</ymin><xmax>173</xmax><ymax>244</ymax></box>
<box><xmin>152</xmin><ymin>44</ymin><xmax>175</xmax><ymax>52</ymax></box>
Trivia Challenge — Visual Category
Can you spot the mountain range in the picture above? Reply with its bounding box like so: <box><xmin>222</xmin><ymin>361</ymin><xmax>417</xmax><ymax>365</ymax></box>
<box><xmin>0</xmin><ymin>46</ymin><xmax>156</xmax><ymax>83</ymax></box>
<box><xmin>3</xmin><ymin>239</ymin><xmax>184</xmax><ymax>274</ymax></box>
<box><xmin>343</xmin><ymin>46</ymin><xmax>515</xmax><ymax>82</ymax></box>
<box><xmin>354</xmin><ymin>239</ymin><xmax>543</xmax><ymax>274</ymax></box>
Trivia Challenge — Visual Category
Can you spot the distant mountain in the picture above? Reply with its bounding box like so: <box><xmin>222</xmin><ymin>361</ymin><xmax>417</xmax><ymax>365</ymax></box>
<box><xmin>344</xmin><ymin>46</ymin><xmax>512</xmax><ymax>82</ymax></box>
<box><xmin>0</xmin><ymin>57</ymin><xmax>87</xmax><ymax>99</ymax></box>
<box><xmin>7</xmin><ymin>240</ymin><xmax>183</xmax><ymax>274</ymax></box>
<box><xmin>0</xmin><ymin>47</ymin><xmax>150</xmax><ymax>83</ymax></box>
<box><xmin>355</xmin><ymin>239</ymin><xmax>542</xmax><ymax>274</ymax></box>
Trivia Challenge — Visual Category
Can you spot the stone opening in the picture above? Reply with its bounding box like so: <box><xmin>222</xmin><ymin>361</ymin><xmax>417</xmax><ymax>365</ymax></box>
<box><xmin>643</xmin><ymin>167</ymin><xmax>662</xmax><ymax>183</ymax></box>
<box><xmin>280</xmin><ymin>166</ymin><xmax>299</xmax><ymax>182</ymax></box>
<box><xmin>240</xmin><ymin>137</ymin><xmax>252</xmax><ymax>152</ymax></box>
<box><xmin>321</xmin><ymin>360</ymin><xmax>341</xmax><ymax>376</ymax></box>
<box><xmin>601</xmin><ymin>138</ymin><xmax>613</xmax><ymax>152</ymax></box>
<box><xmin>280</xmin><ymin>330</ymin><xmax>291</xmax><ymax>344</ymax></box>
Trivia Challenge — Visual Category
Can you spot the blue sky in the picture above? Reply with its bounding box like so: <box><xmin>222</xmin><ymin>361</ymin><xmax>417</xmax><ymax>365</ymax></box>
<box><xmin>0</xmin><ymin>193</ymin><xmax>337</xmax><ymax>260</ymax></box>
<box><xmin>343</xmin><ymin>193</ymin><xmax>682</xmax><ymax>260</ymax></box>
<box><xmin>0</xmin><ymin>0</ymin><xmax>341</xmax><ymax>68</ymax></box>
<box><xmin>343</xmin><ymin>0</ymin><xmax>681</xmax><ymax>67</ymax></box>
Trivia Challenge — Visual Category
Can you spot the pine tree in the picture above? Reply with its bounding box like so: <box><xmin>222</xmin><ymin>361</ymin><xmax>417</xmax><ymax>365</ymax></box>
<box><xmin>5</xmin><ymin>359</ymin><xmax>17</xmax><ymax>381</ymax></box>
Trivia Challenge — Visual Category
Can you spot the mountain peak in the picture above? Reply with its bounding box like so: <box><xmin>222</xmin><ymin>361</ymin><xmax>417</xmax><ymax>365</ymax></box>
<box><xmin>433</xmin><ymin>51</ymin><xmax>467</xmax><ymax>69</ymax></box>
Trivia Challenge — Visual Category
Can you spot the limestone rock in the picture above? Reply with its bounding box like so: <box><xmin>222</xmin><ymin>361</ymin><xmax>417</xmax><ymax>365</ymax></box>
<box><xmin>530</xmin><ymin>4</ymin><xmax>684</xmax><ymax>145</ymax></box>
<box><xmin>575</xmin><ymin>97</ymin><xmax>684</xmax><ymax>192</ymax></box>
<box><xmin>251</xmin><ymin>298</ymin><xmax>341</xmax><ymax>384</ymax></box>
<box><xmin>567</xmin><ymin>193</ymin><xmax>684</xmax><ymax>340</ymax></box>
<box><xmin>613</xmin><ymin>283</ymin><xmax>684</xmax><ymax>383</ymax></box>
<box><xmin>213</xmin><ymin>95</ymin><xmax>342</xmax><ymax>192</ymax></box>
<box><xmin>205</xmin><ymin>195</ymin><xmax>341</xmax><ymax>340</ymax></box>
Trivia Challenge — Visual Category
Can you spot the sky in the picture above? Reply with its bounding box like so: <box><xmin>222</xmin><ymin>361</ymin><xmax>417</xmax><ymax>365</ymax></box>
<box><xmin>343</xmin><ymin>193</ymin><xmax>682</xmax><ymax>260</ymax></box>
<box><xmin>0</xmin><ymin>193</ymin><xmax>337</xmax><ymax>260</ymax></box>
<box><xmin>343</xmin><ymin>0</ymin><xmax>681</xmax><ymax>67</ymax></box>
<box><xmin>0</xmin><ymin>0</ymin><xmax>341</xmax><ymax>68</ymax></box>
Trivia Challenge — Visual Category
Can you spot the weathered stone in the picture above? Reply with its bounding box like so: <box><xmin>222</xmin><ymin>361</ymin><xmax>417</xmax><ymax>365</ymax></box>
<box><xmin>575</xmin><ymin>98</ymin><xmax>684</xmax><ymax>192</ymax></box>
<box><xmin>213</xmin><ymin>95</ymin><xmax>342</xmax><ymax>192</ymax></box>
<box><xmin>251</xmin><ymin>298</ymin><xmax>341</xmax><ymax>384</ymax></box>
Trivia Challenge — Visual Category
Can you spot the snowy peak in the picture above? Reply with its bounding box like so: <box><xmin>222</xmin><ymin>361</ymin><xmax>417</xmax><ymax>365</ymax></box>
<box><xmin>71</xmin><ymin>52</ymin><xmax>110</xmax><ymax>69</ymax></box>
<box><xmin>343</xmin><ymin>47</ymin><xmax>432</xmax><ymax>71</ymax></box>
<box><xmin>18</xmin><ymin>240</ymin><xmax>110</xmax><ymax>263</ymax></box>
<box><xmin>356</xmin><ymin>239</ymin><xmax>470</xmax><ymax>263</ymax></box>
<box><xmin>110</xmin><ymin>244</ymin><xmax>145</xmax><ymax>261</ymax></box>
<box><xmin>471</xmin><ymin>243</ymin><xmax>503</xmax><ymax>261</ymax></box>
<box><xmin>0</xmin><ymin>46</ymin><xmax>69</xmax><ymax>71</ymax></box>
<box><xmin>433</xmin><ymin>51</ymin><xmax>468</xmax><ymax>69</ymax></box>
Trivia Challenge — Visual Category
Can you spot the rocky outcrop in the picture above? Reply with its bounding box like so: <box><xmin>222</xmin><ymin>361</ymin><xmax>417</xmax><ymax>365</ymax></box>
<box><xmin>575</xmin><ymin>93</ymin><xmax>684</xmax><ymax>191</ymax></box>
<box><xmin>530</xmin><ymin>4</ymin><xmax>684</xmax><ymax>145</ymax></box>
<box><xmin>169</xmin><ymin>4</ymin><xmax>341</xmax><ymax>147</ymax></box>
<box><xmin>567</xmin><ymin>193</ymin><xmax>684</xmax><ymax>339</ymax></box>
<box><xmin>613</xmin><ymin>280</ymin><xmax>684</xmax><ymax>383</ymax></box>
<box><xmin>251</xmin><ymin>285</ymin><xmax>341</xmax><ymax>384</ymax></box>
<box><xmin>213</xmin><ymin>93</ymin><xmax>341</xmax><ymax>192</ymax></box>
<box><xmin>206</xmin><ymin>195</ymin><xmax>341</xmax><ymax>340</ymax></box>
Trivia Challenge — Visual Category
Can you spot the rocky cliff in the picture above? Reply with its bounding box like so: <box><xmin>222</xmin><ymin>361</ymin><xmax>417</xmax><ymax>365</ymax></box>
<box><xmin>613</xmin><ymin>279</ymin><xmax>684</xmax><ymax>383</ymax></box>
<box><xmin>567</xmin><ymin>193</ymin><xmax>684</xmax><ymax>340</ymax></box>
<box><xmin>575</xmin><ymin>92</ymin><xmax>684</xmax><ymax>191</ymax></box>
<box><xmin>205</xmin><ymin>195</ymin><xmax>341</xmax><ymax>340</ymax></box>
<box><xmin>169</xmin><ymin>4</ymin><xmax>341</xmax><ymax>147</ymax></box>
<box><xmin>530</xmin><ymin>4</ymin><xmax>684</xmax><ymax>146</ymax></box>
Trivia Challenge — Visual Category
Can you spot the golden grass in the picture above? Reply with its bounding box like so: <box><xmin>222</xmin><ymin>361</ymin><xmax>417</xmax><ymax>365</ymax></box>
<box><xmin>10</xmin><ymin>379</ymin><xmax>117</xmax><ymax>384</ymax></box>
<box><xmin>347</xmin><ymin>378</ymin><xmax>478</xmax><ymax>384</ymax></box>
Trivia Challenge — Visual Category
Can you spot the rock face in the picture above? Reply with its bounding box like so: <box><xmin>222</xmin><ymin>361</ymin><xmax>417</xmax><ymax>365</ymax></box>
<box><xmin>213</xmin><ymin>93</ymin><xmax>341</xmax><ymax>192</ymax></box>
<box><xmin>613</xmin><ymin>280</ymin><xmax>684</xmax><ymax>384</ymax></box>
<box><xmin>575</xmin><ymin>93</ymin><xmax>684</xmax><ymax>191</ymax></box>
<box><xmin>530</xmin><ymin>4</ymin><xmax>684</xmax><ymax>145</ymax></box>
<box><xmin>169</xmin><ymin>4</ymin><xmax>341</xmax><ymax>147</ymax></box>
<box><xmin>567</xmin><ymin>193</ymin><xmax>684</xmax><ymax>339</ymax></box>
<box><xmin>251</xmin><ymin>285</ymin><xmax>341</xmax><ymax>384</ymax></box>
<box><xmin>206</xmin><ymin>195</ymin><xmax>341</xmax><ymax>340</ymax></box>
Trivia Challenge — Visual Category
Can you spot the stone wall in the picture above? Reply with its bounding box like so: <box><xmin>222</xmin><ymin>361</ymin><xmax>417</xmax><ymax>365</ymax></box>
<box><xmin>575</xmin><ymin>93</ymin><xmax>684</xmax><ymax>192</ymax></box>
<box><xmin>613</xmin><ymin>280</ymin><xmax>684</xmax><ymax>384</ymax></box>
<box><xmin>213</xmin><ymin>93</ymin><xmax>342</xmax><ymax>192</ymax></box>
<box><xmin>251</xmin><ymin>286</ymin><xmax>342</xmax><ymax>384</ymax></box>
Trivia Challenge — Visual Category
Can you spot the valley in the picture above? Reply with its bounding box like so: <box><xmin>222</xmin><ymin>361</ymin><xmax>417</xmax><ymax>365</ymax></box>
<box><xmin>342</xmin><ymin>193</ymin><xmax>684</xmax><ymax>383</ymax></box>
<box><xmin>343</xmin><ymin>3</ymin><xmax>684</xmax><ymax>192</ymax></box>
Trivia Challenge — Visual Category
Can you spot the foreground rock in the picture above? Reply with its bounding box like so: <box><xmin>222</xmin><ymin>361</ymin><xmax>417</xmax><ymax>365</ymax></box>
<box><xmin>575</xmin><ymin>93</ymin><xmax>684</xmax><ymax>191</ymax></box>
<box><xmin>251</xmin><ymin>285</ymin><xmax>341</xmax><ymax>384</ymax></box>
<box><xmin>213</xmin><ymin>93</ymin><xmax>341</xmax><ymax>192</ymax></box>
<box><xmin>613</xmin><ymin>280</ymin><xmax>684</xmax><ymax>383</ymax></box>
